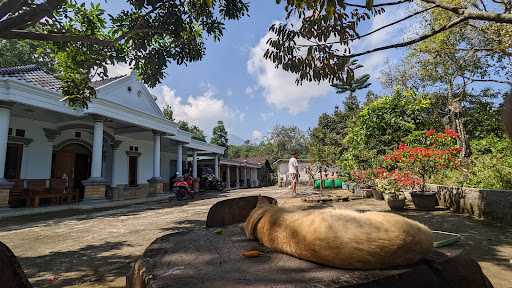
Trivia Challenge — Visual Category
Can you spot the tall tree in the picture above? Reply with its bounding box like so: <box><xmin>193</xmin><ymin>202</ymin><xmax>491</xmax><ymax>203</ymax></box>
<box><xmin>210</xmin><ymin>121</ymin><xmax>228</xmax><ymax>148</ymax></box>
<box><xmin>0</xmin><ymin>0</ymin><xmax>249</xmax><ymax>107</ymax></box>
<box><xmin>266</xmin><ymin>125</ymin><xmax>308</xmax><ymax>161</ymax></box>
<box><xmin>402</xmin><ymin>4</ymin><xmax>511</xmax><ymax>158</ymax></box>
<box><xmin>0</xmin><ymin>40</ymin><xmax>54</xmax><ymax>70</ymax></box>
<box><xmin>177</xmin><ymin>121</ymin><xmax>206</xmax><ymax>142</ymax></box>
<box><xmin>162</xmin><ymin>104</ymin><xmax>174</xmax><ymax>122</ymax></box>
<box><xmin>266</xmin><ymin>0</ymin><xmax>512</xmax><ymax>86</ymax></box>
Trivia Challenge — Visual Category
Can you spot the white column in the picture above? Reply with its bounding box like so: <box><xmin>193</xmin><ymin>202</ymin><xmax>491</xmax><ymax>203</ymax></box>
<box><xmin>110</xmin><ymin>141</ymin><xmax>121</xmax><ymax>186</ymax></box>
<box><xmin>91</xmin><ymin>119</ymin><xmax>104</xmax><ymax>179</ymax></box>
<box><xmin>226</xmin><ymin>165</ymin><xmax>231</xmax><ymax>189</ymax></box>
<box><xmin>192</xmin><ymin>152</ymin><xmax>198</xmax><ymax>178</ymax></box>
<box><xmin>177</xmin><ymin>144</ymin><xmax>183</xmax><ymax>175</ymax></box>
<box><xmin>214</xmin><ymin>155</ymin><xmax>219</xmax><ymax>178</ymax></box>
<box><xmin>244</xmin><ymin>166</ymin><xmax>247</xmax><ymax>187</ymax></box>
<box><xmin>153</xmin><ymin>133</ymin><xmax>161</xmax><ymax>179</ymax></box>
<box><xmin>236</xmin><ymin>166</ymin><xmax>240</xmax><ymax>188</ymax></box>
<box><xmin>0</xmin><ymin>106</ymin><xmax>11</xmax><ymax>183</ymax></box>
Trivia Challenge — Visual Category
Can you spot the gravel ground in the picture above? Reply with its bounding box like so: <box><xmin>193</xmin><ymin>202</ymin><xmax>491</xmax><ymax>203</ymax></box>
<box><xmin>0</xmin><ymin>186</ymin><xmax>510</xmax><ymax>288</ymax></box>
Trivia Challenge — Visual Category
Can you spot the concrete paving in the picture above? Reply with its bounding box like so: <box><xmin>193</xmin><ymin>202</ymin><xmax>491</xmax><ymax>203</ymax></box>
<box><xmin>0</xmin><ymin>186</ymin><xmax>510</xmax><ymax>288</ymax></box>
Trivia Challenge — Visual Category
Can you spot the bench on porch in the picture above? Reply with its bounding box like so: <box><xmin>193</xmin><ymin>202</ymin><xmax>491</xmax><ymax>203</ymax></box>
<box><xmin>8</xmin><ymin>179</ymin><xmax>79</xmax><ymax>208</ymax></box>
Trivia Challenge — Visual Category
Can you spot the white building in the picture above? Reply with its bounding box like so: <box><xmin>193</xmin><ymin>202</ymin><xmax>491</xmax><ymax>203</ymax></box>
<box><xmin>0</xmin><ymin>65</ymin><xmax>224</xmax><ymax>207</ymax></box>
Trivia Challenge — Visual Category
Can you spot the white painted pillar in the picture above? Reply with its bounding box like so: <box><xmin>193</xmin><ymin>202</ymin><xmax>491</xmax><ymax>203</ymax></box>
<box><xmin>192</xmin><ymin>152</ymin><xmax>198</xmax><ymax>178</ymax></box>
<box><xmin>177</xmin><ymin>144</ymin><xmax>183</xmax><ymax>175</ymax></box>
<box><xmin>0</xmin><ymin>106</ymin><xmax>11</xmax><ymax>181</ymax></box>
<box><xmin>91</xmin><ymin>119</ymin><xmax>104</xmax><ymax>179</ymax></box>
<box><xmin>110</xmin><ymin>141</ymin><xmax>121</xmax><ymax>186</ymax></box>
<box><xmin>214</xmin><ymin>155</ymin><xmax>219</xmax><ymax>178</ymax></box>
<box><xmin>226</xmin><ymin>165</ymin><xmax>231</xmax><ymax>189</ymax></box>
<box><xmin>153</xmin><ymin>133</ymin><xmax>161</xmax><ymax>178</ymax></box>
<box><xmin>236</xmin><ymin>166</ymin><xmax>240</xmax><ymax>188</ymax></box>
<box><xmin>244</xmin><ymin>166</ymin><xmax>247</xmax><ymax>187</ymax></box>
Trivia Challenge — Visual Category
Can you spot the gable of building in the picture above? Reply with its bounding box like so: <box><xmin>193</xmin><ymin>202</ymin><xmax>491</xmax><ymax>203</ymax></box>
<box><xmin>93</xmin><ymin>72</ymin><xmax>163</xmax><ymax>118</ymax></box>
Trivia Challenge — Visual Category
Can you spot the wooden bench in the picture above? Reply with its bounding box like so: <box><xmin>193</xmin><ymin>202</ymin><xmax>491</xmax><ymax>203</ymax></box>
<box><xmin>8</xmin><ymin>180</ymin><xmax>30</xmax><ymax>208</ymax></box>
<box><xmin>26</xmin><ymin>179</ymin><xmax>78</xmax><ymax>208</ymax></box>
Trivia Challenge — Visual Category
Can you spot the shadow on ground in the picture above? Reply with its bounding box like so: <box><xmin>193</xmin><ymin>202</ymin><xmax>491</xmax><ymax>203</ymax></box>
<box><xmin>17</xmin><ymin>218</ymin><xmax>209</xmax><ymax>288</ymax></box>
<box><xmin>19</xmin><ymin>241</ymin><xmax>133</xmax><ymax>288</ymax></box>
<box><xmin>0</xmin><ymin>191</ymin><xmax>230</xmax><ymax>233</ymax></box>
<box><xmin>397</xmin><ymin>209</ymin><xmax>512</xmax><ymax>271</ymax></box>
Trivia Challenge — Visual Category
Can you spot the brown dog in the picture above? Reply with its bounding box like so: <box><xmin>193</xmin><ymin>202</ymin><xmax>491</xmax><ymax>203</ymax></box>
<box><xmin>243</xmin><ymin>201</ymin><xmax>433</xmax><ymax>270</ymax></box>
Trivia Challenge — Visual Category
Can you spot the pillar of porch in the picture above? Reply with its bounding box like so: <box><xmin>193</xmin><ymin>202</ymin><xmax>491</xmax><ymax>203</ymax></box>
<box><xmin>243</xmin><ymin>166</ymin><xmax>247</xmax><ymax>188</ymax></box>
<box><xmin>148</xmin><ymin>131</ymin><xmax>165</xmax><ymax>194</ymax></box>
<box><xmin>177</xmin><ymin>144</ymin><xmax>183</xmax><ymax>176</ymax></box>
<box><xmin>226</xmin><ymin>165</ymin><xmax>231</xmax><ymax>189</ymax></box>
<box><xmin>235</xmin><ymin>166</ymin><xmax>240</xmax><ymax>189</ymax></box>
<box><xmin>214</xmin><ymin>155</ymin><xmax>219</xmax><ymax>178</ymax></box>
<box><xmin>0</xmin><ymin>104</ymin><xmax>14</xmax><ymax>207</ymax></box>
<box><xmin>192</xmin><ymin>152</ymin><xmax>198</xmax><ymax>178</ymax></box>
<box><xmin>83</xmin><ymin>117</ymin><xmax>108</xmax><ymax>200</ymax></box>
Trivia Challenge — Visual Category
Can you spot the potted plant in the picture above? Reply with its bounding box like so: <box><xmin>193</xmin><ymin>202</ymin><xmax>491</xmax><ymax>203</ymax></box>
<box><xmin>351</xmin><ymin>169</ymin><xmax>374</xmax><ymax>198</ymax></box>
<box><xmin>375</xmin><ymin>170</ymin><xmax>414</xmax><ymax>210</ymax></box>
<box><xmin>383</xmin><ymin>129</ymin><xmax>461</xmax><ymax>210</ymax></box>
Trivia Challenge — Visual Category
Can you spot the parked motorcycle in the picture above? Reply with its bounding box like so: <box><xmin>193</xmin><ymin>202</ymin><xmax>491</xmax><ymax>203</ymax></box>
<box><xmin>200</xmin><ymin>168</ymin><xmax>225</xmax><ymax>192</ymax></box>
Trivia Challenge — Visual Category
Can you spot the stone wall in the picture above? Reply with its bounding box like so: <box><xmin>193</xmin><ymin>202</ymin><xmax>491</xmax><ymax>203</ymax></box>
<box><xmin>430</xmin><ymin>184</ymin><xmax>512</xmax><ymax>225</ymax></box>
<box><xmin>111</xmin><ymin>184</ymin><xmax>150</xmax><ymax>201</ymax></box>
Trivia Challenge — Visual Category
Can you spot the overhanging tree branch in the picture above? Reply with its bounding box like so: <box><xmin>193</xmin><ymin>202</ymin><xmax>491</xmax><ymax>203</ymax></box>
<box><xmin>0</xmin><ymin>30</ymin><xmax>115</xmax><ymax>47</ymax></box>
<box><xmin>344</xmin><ymin>0</ymin><xmax>412</xmax><ymax>8</ymax></box>
<box><xmin>346</xmin><ymin>16</ymin><xmax>468</xmax><ymax>58</ymax></box>
<box><xmin>420</xmin><ymin>0</ymin><xmax>512</xmax><ymax>23</ymax></box>
<box><xmin>464</xmin><ymin>76</ymin><xmax>512</xmax><ymax>87</ymax></box>
<box><xmin>350</xmin><ymin>5</ymin><xmax>438</xmax><ymax>41</ymax></box>
<box><xmin>0</xmin><ymin>0</ymin><xmax>60</xmax><ymax>31</ymax></box>
<box><xmin>0</xmin><ymin>0</ymin><xmax>29</xmax><ymax>21</ymax></box>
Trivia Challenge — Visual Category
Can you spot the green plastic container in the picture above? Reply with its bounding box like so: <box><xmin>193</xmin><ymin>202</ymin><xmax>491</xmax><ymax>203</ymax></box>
<box><xmin>324</xmin><ymin>179</ymin><xmax>334</xmax><ymax>189</ymax></box>
<box><xmin>335</xmin><ymin>179</ymin><xmax>343</xmax><ymax>188</ymax></box>
<box><xmin>314</xmin><ymin>179</ymin><xmax>321</xmax><ymax>189</ymax></box>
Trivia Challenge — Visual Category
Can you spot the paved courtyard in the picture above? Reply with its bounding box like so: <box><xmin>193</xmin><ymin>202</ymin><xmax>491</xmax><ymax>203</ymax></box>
<box><xmin>0</xmin><ymin>186</ymin><xmax>511</xmax><ymax>288</ymax></box>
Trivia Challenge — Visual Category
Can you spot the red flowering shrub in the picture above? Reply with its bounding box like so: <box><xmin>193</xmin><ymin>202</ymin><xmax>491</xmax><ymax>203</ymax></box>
<box><xmin>383</xmin><ymin>129</ymin><xmax>461</xmax><ymax>192</ymax></box>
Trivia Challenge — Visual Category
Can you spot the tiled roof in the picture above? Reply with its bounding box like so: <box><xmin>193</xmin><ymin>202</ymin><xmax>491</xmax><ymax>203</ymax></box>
<box><xmin>0</xmin><ymin>65</ymin><xmax>61</xmax><ymax>91</ymax></box>
<box><xmin>0</xmin><ymin>65</ymin><xmax>126</xmax><ymax>91</ymax></box>
<box><xmin>90</xmin><ymin>75</ymin><xmax>125</xmax><ymax>88</ymax></box>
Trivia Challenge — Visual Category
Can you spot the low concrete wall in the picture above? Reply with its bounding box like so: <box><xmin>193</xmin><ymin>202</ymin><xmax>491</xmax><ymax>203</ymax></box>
<box><xmin>430</xmin><ymin>184</ymin><xmax>512</xmax><ymax>225</ymax></box>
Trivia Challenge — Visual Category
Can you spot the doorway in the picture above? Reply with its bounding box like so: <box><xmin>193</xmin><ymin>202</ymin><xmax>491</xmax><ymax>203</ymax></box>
<box><xmin>52</xmin><ymin>143</ymin><xmax>91</xmax><ymax>200</ymax></box>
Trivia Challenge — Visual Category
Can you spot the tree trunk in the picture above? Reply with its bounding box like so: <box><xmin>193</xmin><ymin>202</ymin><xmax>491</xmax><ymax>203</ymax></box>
<box><xmin>447</xmin><ymin>83</ymin><xmax>471</xmax><ymax>159</ymax></box>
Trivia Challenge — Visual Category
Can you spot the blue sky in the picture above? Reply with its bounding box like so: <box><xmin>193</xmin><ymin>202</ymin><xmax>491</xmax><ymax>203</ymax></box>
<box><xmin>89</xmin><ymin>1</ymin><xmax>417</xmax><ymax>144</ymax></box>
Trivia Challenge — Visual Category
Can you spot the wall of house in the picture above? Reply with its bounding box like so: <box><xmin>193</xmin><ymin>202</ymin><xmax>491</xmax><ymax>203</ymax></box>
<box><xmin>10</xmin><ymin>117</ymin><xmax>53</xmax><ymax>179</ymax></box>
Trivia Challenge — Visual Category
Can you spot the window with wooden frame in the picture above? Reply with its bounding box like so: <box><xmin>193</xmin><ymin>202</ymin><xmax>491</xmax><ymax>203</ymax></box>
<box><xmin>4</xmin><ymin>143</ymin><xmax>23</xmax><ymax>179</ymax></box>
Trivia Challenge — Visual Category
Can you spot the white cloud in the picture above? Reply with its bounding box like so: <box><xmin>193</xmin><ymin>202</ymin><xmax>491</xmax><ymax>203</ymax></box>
<box><xmin>106</xmin><ymin>62</ymin><xmax>132</xmax><ymax>77</ymax></box>
<box><xmin>260</xmin><ymin>112</ymin><xmax>274</xmax><ymax>121</ymax></box>
<box><xmin>247</xmin><ymin>33</ymin><xmax>331</xmax><ymax>115</ymax></box>
<box><xmin>245</xmin><ymin>85</ymin><xmax>259</xmax><ymax>98</ymax></box>
<box><xmin>252</xmin><ymin>130</ymin><xmax>264</xmax><ymax>142</ymax></box>
<box><xmin>152</xmin><ymin>84</ymin><xmax>244</xmax><ymax>134</ymax></box>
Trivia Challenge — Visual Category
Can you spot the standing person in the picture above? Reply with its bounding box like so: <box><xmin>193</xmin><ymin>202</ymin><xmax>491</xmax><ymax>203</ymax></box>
<box><xmin>288</xmin><ymin>152</ymin><xmax>299</xmax><ymax>196</ymax></box>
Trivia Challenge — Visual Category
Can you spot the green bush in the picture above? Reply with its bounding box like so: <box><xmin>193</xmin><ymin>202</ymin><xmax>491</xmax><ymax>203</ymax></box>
<box><xmin>431</xmin><ymin>136</ymin><xmax>512</xmax><ymax>190</ymax></box>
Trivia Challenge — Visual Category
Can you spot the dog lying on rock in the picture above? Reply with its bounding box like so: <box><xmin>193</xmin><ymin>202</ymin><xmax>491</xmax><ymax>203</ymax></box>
<box><xmin>243</xmin><ymin>200</ymin><xmax>433</xmax><ymax>270</ymax></box>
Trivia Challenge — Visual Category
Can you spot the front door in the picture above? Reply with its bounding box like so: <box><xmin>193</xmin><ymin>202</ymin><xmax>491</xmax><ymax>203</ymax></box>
<box><xmin>74</xmin><ymin>153</ymin><xmax>91</xmax><ymax>200</ymax></box>
<box><xmin>52</xmin><ymin>143</ymin><xmax>91</xmax><ymax>200</ymax></box>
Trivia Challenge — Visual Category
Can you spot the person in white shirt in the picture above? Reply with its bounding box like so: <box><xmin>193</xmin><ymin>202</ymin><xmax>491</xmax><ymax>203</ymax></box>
<box><xmin>288</xmin><ymin>152</ymin><xmax>299</xmax><ymax>195</ymax></box>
